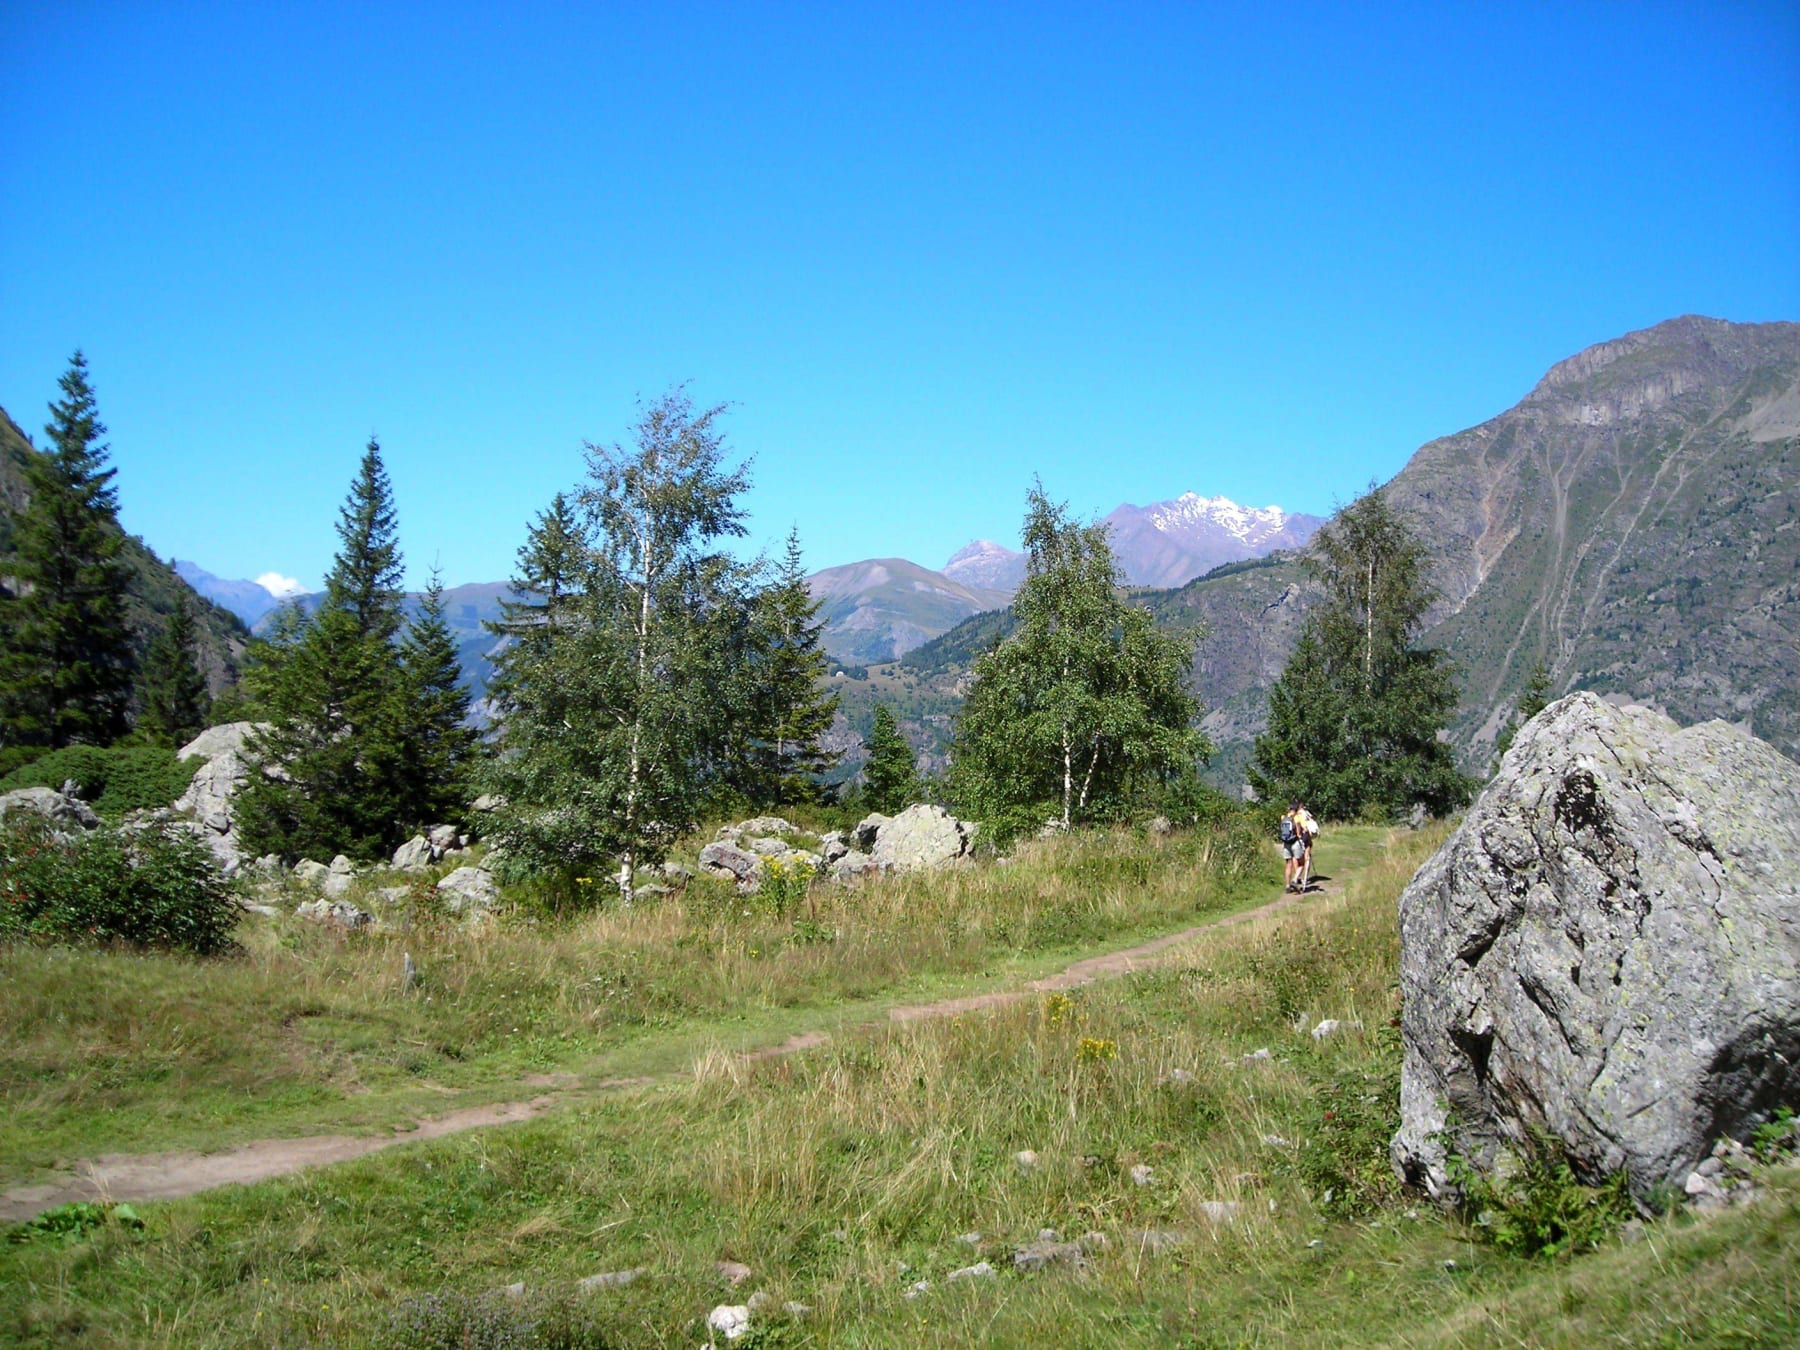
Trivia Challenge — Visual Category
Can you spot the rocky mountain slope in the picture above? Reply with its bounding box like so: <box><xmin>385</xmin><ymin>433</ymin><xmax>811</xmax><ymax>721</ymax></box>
<box><xmin>900</xmin><ymin>316</ymin><xmax>1800</xmax><ymax>788</ymax></box>
<box><xmin>0</xmin><ymin>406</ymin><xmax>248</xmax><ymax>695</ymax></box>
<box><xmin>807</xmin><ymin>558</ymin><xmax>1011</xmax><ymax>663</ymax></box>
<box><xmin>1157</xmin><ymin>314</ymin><xmax>1800</xmax><ymax>777</ymax></box>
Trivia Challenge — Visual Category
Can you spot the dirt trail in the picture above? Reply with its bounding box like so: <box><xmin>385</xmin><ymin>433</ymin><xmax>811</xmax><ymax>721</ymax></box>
<box><xmin>1</xmin><ymin>889</ymin><xmax>1313</xmax><ymax>1223</ymax></box>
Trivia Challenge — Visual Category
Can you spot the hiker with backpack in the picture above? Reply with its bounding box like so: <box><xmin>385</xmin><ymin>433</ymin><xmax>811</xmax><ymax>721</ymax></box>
<box><xmin>1279</xmin><ymin>801</ymin><xmax>1307</xmax><ymax>892</ymax></box>
<box><xmin>1295</xmin><ymin>802</ymin><xmax>1320</xmax><ymax>891</ymax></box>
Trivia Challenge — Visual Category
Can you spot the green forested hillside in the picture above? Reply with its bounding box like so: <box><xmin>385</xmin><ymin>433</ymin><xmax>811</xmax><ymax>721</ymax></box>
<box><xmin>0</xmin><ymin>406</ymin><xmax>248</xmax><ymax>698</ymax></box>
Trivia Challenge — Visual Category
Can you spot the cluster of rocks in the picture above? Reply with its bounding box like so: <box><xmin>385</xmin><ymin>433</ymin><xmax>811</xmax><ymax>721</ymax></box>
<box><xmin>0</xmin><ymin>785</ymin><xmax>102</xmax><ymax>836</ymax></box>
<box><xmin>696</xmin><ymin>805</ymin><xmax>978</xmax><ymax>892</ymax></box>
<box><xmin>1391</xmin><ymin>693</ymin><xmax>1800</xmax><ymax>1210</ymax></box>
<box><xmin>282</xmin><ymin>853</ymin><xmax>499</xmax><ymax>931</ymax></box>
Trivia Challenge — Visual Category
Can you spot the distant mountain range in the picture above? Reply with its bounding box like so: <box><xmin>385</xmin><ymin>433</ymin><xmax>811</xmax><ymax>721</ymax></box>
<box><xmin>907</xmin><ymin>314</ymin><xmax>1800</xmax><ymax>784</ymax></box>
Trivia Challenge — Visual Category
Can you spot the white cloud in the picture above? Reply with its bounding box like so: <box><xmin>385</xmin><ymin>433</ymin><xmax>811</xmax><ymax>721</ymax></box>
<box><xmin>255</xmin><ymin>572</ymin><xmax>306</xmax><ymax>598</ymax></box>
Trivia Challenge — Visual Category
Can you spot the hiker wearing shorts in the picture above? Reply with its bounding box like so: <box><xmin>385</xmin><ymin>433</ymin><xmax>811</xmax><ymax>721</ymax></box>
<box><xmin>1295</xmin><ymin>803</ymin><xmax>1319</xmax><ymax>891</ymax></box>
<box><xmin>1280</xmin><ymin>801</ymin><xmax>1306</xmax><ymax>892</ymax></box>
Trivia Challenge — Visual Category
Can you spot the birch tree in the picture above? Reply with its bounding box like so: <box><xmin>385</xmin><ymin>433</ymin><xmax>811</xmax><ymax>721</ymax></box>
<box><xmin>484</xmin><ymin>390</ymin><xmax>755</xmax><ymax>903</ymax></box>
<box><xmin>949</xmin><ymin>485</ymin><xmax>1206</xmax><ymax>838</ymax></box>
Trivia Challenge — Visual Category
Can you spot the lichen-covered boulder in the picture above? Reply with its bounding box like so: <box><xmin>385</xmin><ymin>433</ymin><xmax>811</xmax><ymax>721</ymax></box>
<box><xmin>870</xmin><ymin>804</ymin><xmax>975</xmax><ymax>872</ymax></box>
<box><xmin>436</xmin><ymin>866</ymin><xmax>499</xmax><ymax>914</ymax></box>
<box><xmin>1391</xmin><ymin>692</ymin><xmax>1800</xmax><ymax>1203</ymax></box>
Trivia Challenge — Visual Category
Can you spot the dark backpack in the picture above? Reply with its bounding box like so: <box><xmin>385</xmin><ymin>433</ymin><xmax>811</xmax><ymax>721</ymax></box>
<box><xmin>1278</xmin><ymin>816</ymin><xmax>1297</xmax><ymax>844</ymax></box>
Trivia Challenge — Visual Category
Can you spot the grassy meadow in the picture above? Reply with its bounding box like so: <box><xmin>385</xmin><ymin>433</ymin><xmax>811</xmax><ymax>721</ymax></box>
<box><xmin>2</xmin><ymin>821</ymin><xmax>1797</xmax><ymax>1347</ymax></box>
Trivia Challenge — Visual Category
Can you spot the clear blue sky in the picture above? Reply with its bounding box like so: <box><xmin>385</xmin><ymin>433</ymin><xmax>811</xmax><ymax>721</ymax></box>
<box><xmin>3</xmin><ymin>1</ymin><xmax>1796</xmax><ymax>591</ymax></box>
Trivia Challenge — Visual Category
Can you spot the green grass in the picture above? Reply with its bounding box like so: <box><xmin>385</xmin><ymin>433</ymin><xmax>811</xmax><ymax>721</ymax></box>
<box><xmin>0</xmin><ymin>820</ymin><xmax>1274</xmax><ymax>1172</ymax></box>
<box><xmin>3</xmin><ymin>821</ymin><xmax>1796</xmax><ymax>1347</ymax></box>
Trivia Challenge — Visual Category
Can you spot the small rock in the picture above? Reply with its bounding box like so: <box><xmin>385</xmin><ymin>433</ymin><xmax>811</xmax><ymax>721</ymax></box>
<box><xmin>1697</xmin><ymin>1156</ymin><xmax>1723</xmax><ymax>1178</ymax></box>
<box><xmin>1130</xmin><ymin>1164</ymin><xmax>1156</xmax><ymax>1187</ymax></box>
<box><xmin>1036</xmin><ymin>1229</ymin><xmax>1060</xmax><ymax>1242</ymax></box>
<box><xmin>1310</xmin><ymin>1019</ymin><xmax>1343</xmax><ymax>1040</ymax></box>
<box><xmin>1684</xmin><ymin>1171</ymin><xmax>1714</xmax><ymax>1196</ymax></box>
<box><xmin>1262</xmin><ymin>1134</ymin><xmax>1293</xmax><ymax>1149</ymax></box>
<box><xmin>1199</xmin><ymin>1201</ymin><xmax>1241</xmax><ymax>1224</ymax></box>
<box><xmin>904</xmin><ymin>1279</ymin><xmax>932</xmax><ymax>1300</ymax></box>
<box><xmin>1126</xmin><ymin>1229</ymin><xmax>1185</xmax><ymax>1254</ymax></box>
<box><xmin>955</xmin><ymin>1231</ymin><xmax>983</xmax><ymax>1246</ymax></box>
<box><xmin>1077</xmin><ymin>1231</ymin><xmax>1110</xmax><ymax>1252</ymax></box>
<box><xmin>706</xmin><ymin>1304</ymin><xmax>751</xmax><ymax>1340</ymax></box>
<box><xmin>698</xmin><ymin>841</ymin><xmax>760</xmax><ymax>882</ymax></box>
<box><xmin>1243</xmin><ymin>1047</ymin><xmax>1272</xmax><ymax>1063</ymax></box>
<box><xmin>818</xmin><ymin>831</ymin><xmax>849</xmax><ymax>863</ymax></box>
<box><xmin>427</xmin><ymin>823</ymin><xmax>459</xmax><ymax>856</ymax></box>
<box><xmin>437</xmin><ymin>866</ymin><xmax>500</xmax><ymax>914</ymax></box>
<box><xmin>295</xmin><ymin>898</ymin><xmax>374</xmax><ymax>930</ymax></box>
<box><xmin>470</xmin><ymin>793</ymin><xmax>505</xmax><ymax>813</ymax></box>
<box><xmin>294</xmin><ymin>859</ymin><xmax>330</xmax><ymax>887</ymax></box>
<box><xmin>1148</xmin><ymin>815</ymin><xmax>1172</xmax><ymax>835</ymax></box>
<box><xmin>782</xmin><ymin>1301</ymin><xmax>811</xmax><ymax>1317</ymax></box>
<box><xmin>576</xmin><ymin>1269</ymin><xmax>642</xmax><ymax>1292</ymax></box>
<box><xmin>738</xmin><ymin>815</ymin><xmax>797</xmax><ymax>837</ymax></box>
<box><xmin>392</xmin><ymin>835</ymin><xmax>433</xmax><ymax>871</ymax></box>
<box><xmin>1160</xmin><ymin>1068</ymin><xmax>1193</xmax><ymax>1085</ymax></box>
<box><xmin>1014</xmin><ymin>1149</ymin><xmax>1040</xmax><ymax>1173</ymax></box>
<box><xmin>746</xmin><ymin>836</ymin><xmax>791</xmax><ymax>856</ymax></box>
<box><xmin>716</xmin><ymin>1260</ymin><xmax>752</xmax><ymax>1285</ymax></box>
<box><xmin>1012</xmin><ymin>1238</ymin><xmax>1087</xmax><ymax>1273</ymax></box>
<box><xmin>947</xmin><ymin>1261</ymin><xmax>994</xmax><ymax>1282</ymax></box>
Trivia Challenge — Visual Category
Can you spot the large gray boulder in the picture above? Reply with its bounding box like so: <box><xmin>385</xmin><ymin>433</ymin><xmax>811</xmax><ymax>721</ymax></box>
<box><xmin>436</xmin><ymin>865</ymin><xmax>499</xmax><ymax>914</ymax></box>
<box><xmin>0</xmin><ymin>786</ymin><xmax>101</xmax><ymax>832</ymax></box>
<box><xmin>173</xmin><ymin>721</ymin><xmax>268</xmax><ymax>874</ymax></box>
<box><xmin>869</xmin><ymin>804</ymin><xmax>975</xmax><ymax>872</ymax></box>
<box><xmin>1391</xmin><ymin>693</ymin><xmax>1800</xmax><ymax>1204</ymax></box>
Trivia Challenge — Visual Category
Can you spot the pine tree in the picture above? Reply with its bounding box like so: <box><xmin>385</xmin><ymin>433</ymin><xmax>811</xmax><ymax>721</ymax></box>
<box><xmin>1248</xmin><ymin>487</ymin><xmax>1472</xmax><ymax>819</ymax></box>
<box><xmin>485</xmin><ymin>390</ymin><xmax>758</xmax><ymax>902</ymax></box>
<box><xmin>138</xmin><ymin>589</ymin><xmax>212</xmax><ymax>747</ymax></box>
<box><xmin>861</xmin><ymin>704</ymin><xmax>916</xmax><ymax>813</ymax></box>
<box><xmin>949</xmin><ymin>484</ymin><xmax>1206</xmax><ymax>835</ymax></box>
<box><xmin>394</xmin><ymin>569</ymin><xmax>480</xmax><ymax>827</ymax></box>
<box><xmin>736</xmin><ymin>528</ymin><xmax>840</xmax><ymax>804</ymax></box>
<box><xmin>0</xmin><ymin>352</ymin><xmax>135</xmax><ymax>750</ymax></box>
<box><xmin>238</xmin><ymin>439</ymin><xmax>415</xmax><ymax>861</ymax></box>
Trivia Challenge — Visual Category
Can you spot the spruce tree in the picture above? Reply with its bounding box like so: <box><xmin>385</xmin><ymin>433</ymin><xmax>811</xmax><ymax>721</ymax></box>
<box><xmin>238</xmin><ymin>439</ymin><xmax>414</xmax><ymax>860</ymax></box>
<box><xmin>138</xmin><ymin>589</ymin><xmax>211</xmax><ymax>747</ymax></box>
<box><xmin>395</xmin><ymin>570</ymin><xmax>480</xmax><ymax>827</ymax></box>
<box><xmin>1491</xmin><ymin>661</ymin><xmax>1553</xmax><ymax>772</ymax></box>
<box><xmin>949</xmin><ymin>485</ymin><xmax>1206</xmax><ymax>834</ymax></box>
<box><xmin>737</xmin><ymin>527</ymin><xmax>840</xmax><ymax>804</ymax></box>
<box><xmin>0</xmin><ymin>352</ymin><xmax>135</xmax><ymax>749</ymax></box>
<box><xmin>861</xmin><ymin>704</ymin><xmax>916</xmax><ymax>813</ymax></box>
<box><xmin>1248</xmin><ymin>488</ymin><xmax>1472</xmax><ymax>819</ymax></box>
<box><xmin>484</xmin><ymin>390</ymin><xmax>758</xmax><ymax>902</ymax></box>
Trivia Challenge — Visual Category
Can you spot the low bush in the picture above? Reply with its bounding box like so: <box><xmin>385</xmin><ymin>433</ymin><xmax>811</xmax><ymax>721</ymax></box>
<box><xmin>0</xmin><ymin>815</ymin><xmax>239</xmax><ymax>955</ymax></box>
<box><xmin>1452</xmin><ymin>1131</ymin><xmax>1637</xmax><ymax>1258</ymax></box>
<box><xmin>0</xmin><ymin>744</ymin><xmax>203</xmax><ymax>820</ymax></box>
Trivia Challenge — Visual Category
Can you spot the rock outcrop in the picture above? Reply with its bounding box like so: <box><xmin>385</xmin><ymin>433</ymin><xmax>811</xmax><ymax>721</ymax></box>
<box><xmin>1391</xmin><ymin>693</ymin><xmax>1800</xmax><ymax>1203</ymax></box>
<box><xmin>172</xmin><ymin>721</ymin><xmax>267</xmax><ymax>874</ymax></box>
<box><xmin>0</xmin><ymin>786</ymin><xmax>101</xmax><ymax>833</ymax></box>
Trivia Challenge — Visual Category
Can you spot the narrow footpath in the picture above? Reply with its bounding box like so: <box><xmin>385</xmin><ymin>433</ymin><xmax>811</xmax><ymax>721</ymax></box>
<box><xmin>1</xmin><ymin>885</ymin><xmax>1325</xmax><ymax>1223</ymax></box>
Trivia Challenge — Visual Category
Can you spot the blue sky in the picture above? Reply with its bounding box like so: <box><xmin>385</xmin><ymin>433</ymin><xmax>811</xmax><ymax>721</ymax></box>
<box><xmin>3</xmin><ymin>1</ymin><xmax>1796</xmax><ymax>591</ymax></box>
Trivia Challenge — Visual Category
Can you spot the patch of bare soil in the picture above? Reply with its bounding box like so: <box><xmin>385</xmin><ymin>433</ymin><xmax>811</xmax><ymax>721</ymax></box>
<box><xmin>2</xmin><ymin>890</ymin><xmax>1309</xmax><ymax>1222</ymax></box>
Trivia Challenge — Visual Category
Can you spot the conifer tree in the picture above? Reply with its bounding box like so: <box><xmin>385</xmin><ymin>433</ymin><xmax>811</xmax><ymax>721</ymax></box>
<box><xmin>0</xmin><ymin>352</ymin><xmax>135</xmax><ymax>749</ymax></box>
<box><xmin>736</xmin><ymin>527</ymin><xmax>840</xmax><ymax>804</ymax></box>
<box><xmin>395</xmin><ymin>569</ymin><xmax>480</xmax><ymax>826</ymax></box>
<box><xmin>861</xmin><ymin>704</ymin><xmax>916</xmax><ymax>813</ymax></box>
<box><xmin>238</xmin><ymin>439</ymin><xmax>416</xmax><ymax>860</ymax></box>
<box><xmin>950</xmin><ymin>485</ymin><xmax>1206</xmax><ymax>834</ymax></box>
<box><xmin>138</xmin><ymin>589</ymin><xmax>211</xmax><ymax>747</ymax></box>
<box><xmin>1490</xmin><ymin>660</ymin><xmax>1553</xmax><ymax>772</ymax></box>
<box><xmin>485</xmin><ymin>390</ymin><xmax>757</xmax><ymax>903</ymax></box>
<box><xmin>1248</xmin><ymin>487</ymin><xmax>1472</xmax><ymax>819</ymax></box>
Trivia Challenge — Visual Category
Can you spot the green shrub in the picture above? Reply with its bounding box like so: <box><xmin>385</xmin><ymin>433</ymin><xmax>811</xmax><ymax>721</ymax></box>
<box><xmin>1452</xmin><ymin>1131</ymin><xmax>1637</xmax><ymax>1258</ymax></box>
<box><xmin>0</xmin><ymin>815</ymin><xmax>239</xmax><ymax>955</ymax></box>
<box><xmin>0</xmin><ymin>744</ymin><xmax>202</xmax><ymax>820</ymax></box>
